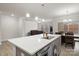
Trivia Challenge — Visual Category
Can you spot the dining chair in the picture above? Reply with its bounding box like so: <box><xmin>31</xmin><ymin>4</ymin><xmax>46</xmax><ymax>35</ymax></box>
<box><xmin>65</xmin><ymin>32</ymin><xmax>75</xmax><ymax>49</ymax></box>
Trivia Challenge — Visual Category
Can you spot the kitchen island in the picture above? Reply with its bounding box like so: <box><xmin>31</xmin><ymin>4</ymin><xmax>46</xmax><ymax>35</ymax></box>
<box><xmin>8</xmin><ymin>34</ymin><xmax>61</xmax><ymax>56</ymax></box>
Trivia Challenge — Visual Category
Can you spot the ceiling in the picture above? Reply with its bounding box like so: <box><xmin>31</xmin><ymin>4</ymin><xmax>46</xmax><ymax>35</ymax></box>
<box><xmin>0</xmin><ymin>3</ymin><xmax>79</xmax><ymax>19</ymax></box>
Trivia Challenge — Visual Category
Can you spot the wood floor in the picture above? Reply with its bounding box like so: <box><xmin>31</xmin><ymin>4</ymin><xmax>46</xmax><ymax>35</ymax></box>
<box><xmin>0</xmin><ymin>41</ymin><xmax>14</xmax><ymax>56</ymax></box>
<box><xmin>60</xmin><ymin>41</ymin><xmax>79</xmax><ymax>56</ymax></box>
<box><xmin>0</xmin><ymin>41</ymin><xmax>79</xmax><ymax>56</ymax></box>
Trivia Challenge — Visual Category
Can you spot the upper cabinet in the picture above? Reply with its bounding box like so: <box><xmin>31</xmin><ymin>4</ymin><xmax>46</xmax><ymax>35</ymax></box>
<box><xmin>64</xmin><ymin>24</ymin><xmax>78</xmax><ymax>33</ymax></box>
<box><xmin>58</xmin><ymin>22</ymin><xmax>64</xmax><ymax>32</ymax></box>
<box><xmin>58</xmin><ymin>22</ymin><xmax>79</xmax><ymax>34</ymax></box>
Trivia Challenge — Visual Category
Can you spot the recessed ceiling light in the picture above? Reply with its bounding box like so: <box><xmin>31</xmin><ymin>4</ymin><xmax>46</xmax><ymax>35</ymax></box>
<box><xmin>26</xmin><ymin>13</ymin><xmax>30</xmax><ymax>17</ymax></box>
<box><xmin>42</xmin><ymin>19</ymin><xmax>45</xmax><ymax>22</ymax></box>
<box><xmin>35</xmin><ymin>16</ymin><xmax>38</xmax><ymax>21</ymax></box>
<box><xmin>63</xmin><ymin>19</ymin><xmax>68</xmax><ymax>22</ymax></box>
<box><xmin>68</xmin><ymin>19</ymin><xmax>72</xmax><ymax>22</ymax></box>
<box><xmin>38</xmin><ymin>21</ymin><xmax>41</xmax><ymax>23</ymax></box>
<box><xmin>11</xmin><ymin>13</ymin><xmax>14</xmax><ymax>16</ymax></box>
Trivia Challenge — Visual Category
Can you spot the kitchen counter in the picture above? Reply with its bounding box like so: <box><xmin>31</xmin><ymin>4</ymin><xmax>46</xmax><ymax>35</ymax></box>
<box><xmin>8</xmin><ymin>34</ymin><xmax>61</xmax><ymax>56</ymax></box>
<box><xmin>63</xmin><ymin>34</ymin><xmax>79</xmax><ymax>38</ymax></box>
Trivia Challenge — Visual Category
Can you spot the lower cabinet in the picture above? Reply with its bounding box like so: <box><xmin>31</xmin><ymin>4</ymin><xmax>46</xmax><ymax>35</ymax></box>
<box><xmin>48</xmin><ymin>40</ymin><xmax>61</xmax><ymax>56</ymax></box>
<box><xmin>37</xmin><ymin>37</ymin><xmax>61</xmax><ymax>56</ymax></box>
<box><xmin>15</xmin><ymin>37</ymin><xmax>61</xmax><ymax>56</ymax></box>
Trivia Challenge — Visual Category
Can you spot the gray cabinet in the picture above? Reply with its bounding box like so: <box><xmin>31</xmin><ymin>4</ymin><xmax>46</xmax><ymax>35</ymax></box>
<box><xmin>48</xmin><ymin>36</ymin><xmax>61</xmax><ymax>56</ymax></box>
<box><xmin>37</xmin><ymin>36</ymin><xmax>61</xmax><ymax>56</ymax></box>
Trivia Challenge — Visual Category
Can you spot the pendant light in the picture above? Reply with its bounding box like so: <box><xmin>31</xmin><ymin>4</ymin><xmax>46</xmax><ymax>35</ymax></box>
<box><xmin>11</xmin><ymin>13</ymin><xmax>14</xmax><ymax>16</ymax></box>
<box><xmin>26</xmin><ymin>13</ymin><xmax>30</xmax><ymax>17</ymax></box>
<box><xmin>42</xmin><ymin>19</ymin><xmax>45</xmax><ymax>22</ymax></box>
<box><xmin>63</xmin><ymin>9</ymin><xmax>72</xmax><ymax>22</ymax></box>
<box><xmin>35</xmin><ymin>16</ymin><xmax>38</xmax><ymax>21</ymax></box>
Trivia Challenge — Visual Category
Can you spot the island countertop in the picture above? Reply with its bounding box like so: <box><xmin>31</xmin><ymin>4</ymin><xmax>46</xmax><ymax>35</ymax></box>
<box><xmin>8</xmin><ymin>34</ymin><xmax>61</xmax><ymax>55</ymax></box>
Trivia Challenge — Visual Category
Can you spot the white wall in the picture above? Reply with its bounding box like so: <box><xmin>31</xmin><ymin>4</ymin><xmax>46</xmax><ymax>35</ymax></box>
<box><xmin>0</xmin><ymin>15</ymin><xmax>20</xmax><ymax>41</ymax></box>
<box><xmin>1</xmin><ymin>13</ymin><xmax>79</xmax><ymax>42</ymax></box>
<box><xmin>2</xmin><ymin>13</ymin><xmax>79</xmax><ymax>42</ymax></box>
<box><xmin>38</xmin><ymin>21</ymin><xmax>53</xmax><ymax>33</ymax></box>
<box><xmin>0</xmin><ymin>15</ymin><xmax>38</xmax><ymax>42</ymax></box>
<box><xmin>24</xmin><ymin>20</ymin><xmax>38</xmax><ymax>36</ymax></box>
<box><xmin>18</xmin><ymin>18</ymin><xmax>38</xmax><ymax>36</ymax></box>
<box><xmin>0</xmin><ymin>21</ymin><xmax>2</xmax><ymax>44</ymax></box>
<box><xmin>18</xmin><ymin>18</ymin><xmax>24</xmax><ymax>37</ymax></box>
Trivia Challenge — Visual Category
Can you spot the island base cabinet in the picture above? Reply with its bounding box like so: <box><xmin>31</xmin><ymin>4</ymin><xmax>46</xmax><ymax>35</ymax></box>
<box><xmin>15</xmin><ymin>36</ymin><xmax>61</xmax><ymax>56</ymax></box>
<box><xmin>48</xmin><ymin>36</ymin><xmax>61</xmax><ymax>56</ymax></box>
<box><xmin>36</xmin><ymin>45</ymin><xmax>50</xmax><ymax>56</ymax></box>
<box><xmin>36</xmin><ymin>36</ymin><xmax>61</xmax><ymax>56</ymax></box>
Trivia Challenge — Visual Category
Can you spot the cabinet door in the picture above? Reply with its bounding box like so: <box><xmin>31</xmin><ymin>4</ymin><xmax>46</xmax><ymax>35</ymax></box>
<box><xmin>48</xmin><ymin>37</ymin><xmax>61</xmax><ymax>56</ymax></box>
<box><xmin>73</xmin><ymin>24</ymin><xmax>78</xmax><ymax>33</ymax></box>
<box><xmin>58</xmin><ymin>22</ymin><xmax>64</xmax><ymax>32</ymax></box>
<box><xmin>65</xmin><ymin>24</ymin><xmax>79</xmax><ymax>33</ymax></box>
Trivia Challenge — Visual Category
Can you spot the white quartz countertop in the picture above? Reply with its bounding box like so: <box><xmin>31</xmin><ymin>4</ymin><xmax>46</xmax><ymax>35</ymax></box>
<box><xmin>8</xmin><ymin>34</ymin><xmax>61</xmax><ymax>55</ymax></box>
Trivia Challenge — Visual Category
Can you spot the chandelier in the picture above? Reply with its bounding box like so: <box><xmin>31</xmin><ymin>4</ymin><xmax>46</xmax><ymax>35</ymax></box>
<box><xmin>63</xmin><ymin>9</ymin><xmax>72</xmax><ymax>22</ymax></box>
